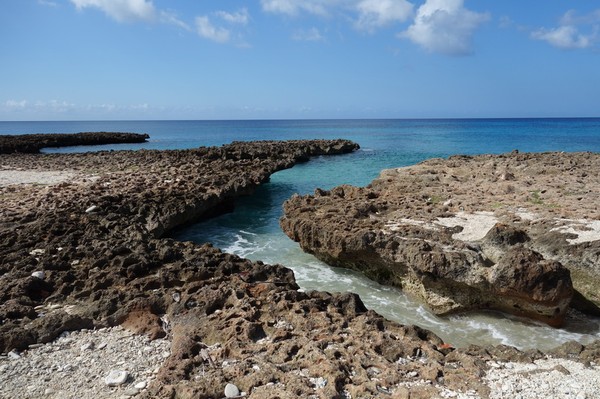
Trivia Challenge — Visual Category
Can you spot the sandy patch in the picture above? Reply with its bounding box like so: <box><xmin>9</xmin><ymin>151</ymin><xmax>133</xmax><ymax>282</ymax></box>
<box><xmin>0</xmin><ymin>170</ymin><xmax>76</xmax><ymax>187</ymax></box>
<box><xmin>435</xmin><ymin>211</ymin><xmax>498</xmax><ymax>241</ymax></box>
<box><xmin>384</xmin><ymin>212</ymin><xmax>499</xmax><ymax>242</ymax></box>
<box><xmin>551</xmin><ymin>219</ymin><xmax>600</xmax><ymax>244</ymax></box>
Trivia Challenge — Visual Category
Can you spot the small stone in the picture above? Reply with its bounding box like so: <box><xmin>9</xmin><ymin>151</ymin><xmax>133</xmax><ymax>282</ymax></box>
<box><xmin>105</xmin><ymin>370</ymin><xmax>130</xmax><ymax>386</ymax></box>
<box><xmin>29</xmin><ymin>248</ymin><xmax>45</xmax><ymax>256</ymax></box>
<box><xmin>312</xmin><ymin>377</ymin><xmax>328</xmax><ymax>389</ymax></box>
<box><xmin>31</xmin><ymin>271</ymin><xmax>45</xmax><ymax>280</ymax></box>
<box><xmin>224</xmin><ymin>383</ymin><xmax>240</xmax><ymax>398</ymax></box>
<box><xmin>123</xmin><ymin>388</ymin><xmax>139</xmax><ymax>397</ymax></box>
<box><xmin>81</xmin><ymin>342</ymin><xmax>95</xmax><ymax>351</ymax></box>
<box><xmin>97</xmin><ymin>342</ymin><xmax>108</xmax><ymax>350</ymax></box>
<box><xmin>8</xmin><ymin>350</ymin><xmax>21</xmax><ymax>360</ymax></box>
<box><xmin>134</xmin><ymin>381</ymin><xmax>147</xmax><ymax>390</ymax></box>
<box><xmin>44</xmin><ymin>388</ymin><xmax>55</xmax><ymax>395</ymax></box>
<box><xmin>85</xmin><ymin>205</ymin><xmax>99</xmax><ymax>213</ymax></box>
<box><xmin>576</xmin><ymin>392</ymin><xmax>586</xmax><ymax>399</ymax></box>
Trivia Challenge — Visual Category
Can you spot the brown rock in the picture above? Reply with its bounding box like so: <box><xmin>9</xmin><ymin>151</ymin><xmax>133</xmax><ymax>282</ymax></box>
<box><xmin>280</xmin><ymin>151</ymin><xmax>600</xmax><ymax>325</ymax></box>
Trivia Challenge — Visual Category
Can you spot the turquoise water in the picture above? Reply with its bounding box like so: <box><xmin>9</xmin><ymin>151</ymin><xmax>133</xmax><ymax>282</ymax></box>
<box><xmin>3</xmin><ymin>118</ymin><xmax>600</xmax><ymax>349</ymax></box>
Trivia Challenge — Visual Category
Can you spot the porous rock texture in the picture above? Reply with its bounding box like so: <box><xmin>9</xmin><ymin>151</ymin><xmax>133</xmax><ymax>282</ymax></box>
<box><xmin>2</xmin><ymin>140</ymin><xmax>600</xmax><ymax>398</ymax></box>
<box><xmin>281</xmin><ymin>151</ymin><xmax>600</xmax><ymax>327</ymax></box>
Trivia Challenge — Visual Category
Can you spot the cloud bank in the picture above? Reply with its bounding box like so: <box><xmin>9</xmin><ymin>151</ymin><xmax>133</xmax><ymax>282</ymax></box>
<box><xmin>67</xmin><ymin>0</ymin><xmax>492</xmax><ymax>55</ymax></box>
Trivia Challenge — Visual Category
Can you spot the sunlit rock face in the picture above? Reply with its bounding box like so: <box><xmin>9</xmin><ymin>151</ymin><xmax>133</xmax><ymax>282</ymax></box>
<box><xmin>282</xmin><ymin>151</ymin><xmax>600</xmax><ymax>326</ymax></box>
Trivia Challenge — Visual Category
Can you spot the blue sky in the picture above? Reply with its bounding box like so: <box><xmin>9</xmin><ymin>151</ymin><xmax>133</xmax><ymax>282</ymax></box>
<box><xmin>1</xmin><ymin>0</ymin><xmax>600</xmax><ymax>120</ymax></box>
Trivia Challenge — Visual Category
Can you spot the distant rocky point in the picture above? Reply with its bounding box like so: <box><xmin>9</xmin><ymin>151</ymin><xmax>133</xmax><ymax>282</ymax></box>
<box><xmin>0</xmin><ymin>132</ymin><xmax>150</xmax><ymax>154</ymax></box>
<box><xmin>281</xmin><ymin>151</ymin><xmax>600</xmax><ymax>326</ymax></box>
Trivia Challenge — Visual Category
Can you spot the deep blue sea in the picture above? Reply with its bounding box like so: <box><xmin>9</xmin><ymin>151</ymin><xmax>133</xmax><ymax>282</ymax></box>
<box><xmin>3</xmin><ymin>118</ymin><xmax>600</xmax><ymax>349</ymax></box>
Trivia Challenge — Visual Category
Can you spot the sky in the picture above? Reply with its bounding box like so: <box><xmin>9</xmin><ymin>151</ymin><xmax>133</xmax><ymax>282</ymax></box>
<box><xmin>1</xmin><ymin>0</ymin><xmax>600</xmax><ymax>120</ymax></box>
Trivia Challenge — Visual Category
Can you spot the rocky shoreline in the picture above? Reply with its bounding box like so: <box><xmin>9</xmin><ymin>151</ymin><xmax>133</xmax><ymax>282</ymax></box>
<box><xmin>0</xmin><ymin>132</ymin><xmax>150</xmax><ymax>154</ymax></box>
<box><xmin>2</xmin><ymin>138</ymin><xmax>600</xmax><ymax>398</ymax></box>
<box><xmin>281</xmin><ymin>151</ymin><xmax>600</xmax><ymax>327</ymax></box>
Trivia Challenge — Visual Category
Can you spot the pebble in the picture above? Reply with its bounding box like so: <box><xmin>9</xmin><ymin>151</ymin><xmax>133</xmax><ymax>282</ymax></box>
<box><xmin>134</xmin><ymin>381</ymin><xmax>147</xmax><ymax>389</ymax></box>
<box><xmin>85</xmin><ymin>205</ymin><xmax>99</xmax><ymax>213</ymax></box>
<box><xmin>105</xmin><ymin>370</ymin><xmax>129</xmax><ymax>386</ymax></box>
<box><xmin>311</xmin><ymin>377</ymin><xmax>328</xmax><ymax>389</ymax></box>
<box><xmin>224</xmin><ymin>383</ymin><xmax>240</xmax><ymax>398</ymax></box>
<box><xmin>81</xmin><ymin>342</ymin><xmax>95</xmax><ymax>351</ymax></box>
<box><xmin>31</xmin><ymin>271</ymin><xmax>45</xmax><ymax>280</ymax></box>
<box><xmin>123</xmin><ymin>388</ymin><xmax>139</xmax><ymax>397</ymax></box>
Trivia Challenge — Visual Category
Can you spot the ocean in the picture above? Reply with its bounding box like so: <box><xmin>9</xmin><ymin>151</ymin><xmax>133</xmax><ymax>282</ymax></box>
<box><xmin>3</xmin><ymin>118</ymin><xmax>600</xmax><ymax>349</ymax></box>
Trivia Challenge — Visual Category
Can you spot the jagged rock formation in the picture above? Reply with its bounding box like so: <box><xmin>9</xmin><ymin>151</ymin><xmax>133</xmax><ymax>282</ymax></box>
<box><xmin>281</xmin><ymin>151</ymin><xmax>600</xmax><ymax>326</ymax></box>
<box><xmin>0</xmin><ymin>132</ymin><xmax>150</xmax><ymax>153</ymax></box>
<box><xmin>3</xmin><ymin>140</ymin><xmax>600</xmax><ymax>398</ymax></box>
<box><xmin>0</xmin><ymin>139</ymin><xmax>359</xmax><ymax>353</ymax></box>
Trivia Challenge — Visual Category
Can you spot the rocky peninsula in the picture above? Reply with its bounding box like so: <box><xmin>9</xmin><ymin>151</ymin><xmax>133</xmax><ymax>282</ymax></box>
<box><xmin>1</xmin><ymin>138</ymin><xmax>600</xmax><ymax>399</ymax></box>
<box><xmin>0</xmin><ymin>132</ymin><xmax>150</xmax><ymax>154</ymax></box>
<box><xmin>281</xmin><ymin>151</ymin><xmax>600</xmax><ymax>327</ymax></box>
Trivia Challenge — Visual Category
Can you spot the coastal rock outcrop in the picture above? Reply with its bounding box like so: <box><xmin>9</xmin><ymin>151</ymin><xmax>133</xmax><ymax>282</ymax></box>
<box><xmin>2</xmin><ymin>138</ymin><xmax>600</xmax><ymax>398</ymax></box>
<box><xmin>281</xmin><ymin>151</ymin><xmax>600</xmax><ymax>326</ymax></box>
<box><xmin>0</xmin><ymin>132</ymin><xmax>150</xmax><ymax>153</ymax></box>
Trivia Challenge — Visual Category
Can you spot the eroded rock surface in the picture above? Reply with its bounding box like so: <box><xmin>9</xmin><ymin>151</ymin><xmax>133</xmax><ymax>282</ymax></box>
<box><xmin>2</xmin><ymin>141</ymin><xmax>600</xmax><ymax>398</ymax></box>
<box><xmin>281</xmin><ymin>151</ymin><xmax>600</xmax><ymax>326</ymax></box>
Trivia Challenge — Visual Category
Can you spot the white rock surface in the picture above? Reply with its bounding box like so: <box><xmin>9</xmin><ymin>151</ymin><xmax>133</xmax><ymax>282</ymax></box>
<box><xmin>225</xmin><ymin>383</ymin><xmax>240</xmax><ymax>398</ymax></box>
<box><xmin>31</xmin><ymin>271</ymin><xmax>45</xmax><ymax>280</ymax></box>
<box><xmin>485</xmin><ymin>358</ymin><xmax>600</xmax><ymax>399</ymax></box>
<box><xmin>105</xmin><ymin>370</ymin><xmax>129</xmax><ymax>387</ymax></box>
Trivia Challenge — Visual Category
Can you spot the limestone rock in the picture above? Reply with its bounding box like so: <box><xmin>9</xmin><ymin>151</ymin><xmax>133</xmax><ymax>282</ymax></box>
<box><xmin>105</xmin><ymin>370</ymin><xmax>129</xmax><ymax>386</ymax></box>
<box><xmin>279</xmin><ymin>151</ymin><xmax>600</xmax><ymax>325</ymax></box>
<box><xmin>224</xmin><ymin>383</ymin><xmax>240</xmax><ymax>398</ymax></box>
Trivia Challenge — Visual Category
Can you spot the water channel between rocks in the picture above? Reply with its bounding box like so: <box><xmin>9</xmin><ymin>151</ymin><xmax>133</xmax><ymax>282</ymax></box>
<box><xmin>175</xmin><ymin>157</ymin><xmax>600</xmax><ymax>352</ymax></box>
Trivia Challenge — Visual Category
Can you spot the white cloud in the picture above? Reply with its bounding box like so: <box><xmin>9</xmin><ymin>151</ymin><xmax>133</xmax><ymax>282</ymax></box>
<box><xmin>400</xmin><ymin>0</ymin><xmax>489</xmax><ymax>56</ymax></box>
<box><xmin>292</xmin><ymin>27</ymin><xmax>324</xmax><ymax>42</ymax></box>
<box><xmin>38</xmin><ymin>0</ymin><xmax>58</xmax><ymax>7</ymax></box>
<box><xmin>195</xmin><ymin>16</ymin><xmax>231</xmax><ymax>43</ymax></box>
<box><xmin>70</xmin><ymin>0</ymin><xmax>156</xmax><ymax>22</ymax></box>
<box><xmin>532</xmin><ymin>26</ymin><xmax>593</xmax><ymax>49</ymax></box>
<box><xmin>260</xmin><ymin>0</ymin><xmax>330</xmax><ymax>16</ymax></box>
<box><xmin>195</xmin><ymin>9</ymin><xmax>251</xmax><ymax>44</ymax></box>
<box><xmin>216</xmin><ymin>8</ymin><xmax>250</xmax><ymax>25</ymax></box>
<box><xmin>355</xmin><ymin>0</ymin><xmax>413</xmax><ymax>32</ymax></box>
<box><xmin>4</xmin><ymin>99</ymin><xmax>28</xmax><ymax>109</ymax></box>
<box><xmin>159</xmin><ymin>10</ymin><xmax>192</xmax><ymax>31</ymax></box>
<box><xmin>531</xmin><ymin>9</ymin><xmax>599</xmax><ymax>50</ymax></box>
<box><xmin>560</xmin><ymin>9</ymin><xmax>600</xmax><ymax>26</ymax></box>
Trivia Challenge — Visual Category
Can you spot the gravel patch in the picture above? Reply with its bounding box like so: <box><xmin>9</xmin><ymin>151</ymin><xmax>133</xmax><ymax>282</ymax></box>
<box><xmin>0</xmin><ymin>170</ymin><xmax>76</xmax><ymax>186</ymax></box>
<box><xmin>485</xmin><ymin>358</ymin><xmax>600</xmax><ymax>399</ymax></box>
<box><xmin>0</xmin><ymin>327</ymin><xmax>170</xmax><ymax>399</ymax></box>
